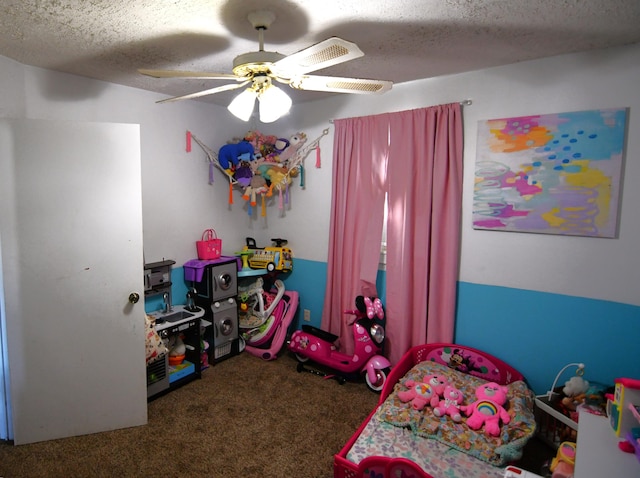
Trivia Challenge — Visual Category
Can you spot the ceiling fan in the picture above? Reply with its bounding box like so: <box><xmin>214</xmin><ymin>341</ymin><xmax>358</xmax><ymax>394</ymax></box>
<box><xmin>139</xmin><ymin>10</ymin><xmax>392</xmax><ymax>121</ymax></box>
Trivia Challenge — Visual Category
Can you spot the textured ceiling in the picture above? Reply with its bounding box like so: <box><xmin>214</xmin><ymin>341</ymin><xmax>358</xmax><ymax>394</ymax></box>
<box><xmin>2</xmin><ymin>0</ymin><xmax>640</xmax><ymax>106</ymax></box>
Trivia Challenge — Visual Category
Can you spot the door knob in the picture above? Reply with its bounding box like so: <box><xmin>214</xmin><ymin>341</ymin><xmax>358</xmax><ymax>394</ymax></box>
<box><xmin>128</xmin><ymin>292</ymin><xmax>140</xmax><ymax>304</ymax></box>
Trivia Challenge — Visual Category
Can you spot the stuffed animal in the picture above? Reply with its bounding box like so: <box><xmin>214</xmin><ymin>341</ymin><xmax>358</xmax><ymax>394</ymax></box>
<box><xmin>278</xmin><ymin>132</ymin><xmax>307</xmax><ymax>163</ymax></box>
<box><xmin>397</xmin><ymin>376</ymin><xmax>440</xmax><ymax>410</ymax></box>
<box><xmin>244</xmin><ymin>130</ymin><xmax>277</xmax><ymax>159</ymax></box>
<box><xmin>433</xmin><ymin>385</ymin><xmax>465</xmax><ymax>422</ymax></box>
<box><xmin>563</xmin><ymin>376</ymin><xmax>589</xmax><ymax>397</ymax></box>
<box><xmin>562</xmin><ymin>376</ymin><xmax>589</xmax><ymax>412</ymax></box>
<box><xmin>274</xmin><ymin>137</ymin><xmax>290</xmax><ymax>153</ymax></box>
<box><xmin>462</xmin><ymin>382</ymin><xmax>511</xmax><ymax>436</ymax></box>
<box><xmin>234</xmin><ymin>161</ymin><xmax>253</xmax><ymax>187</ymax></box>
<box><xmin>242</xmin><ymin>175</ymin><xmax>268</xmax><ymax>206</ymax></box>
<box><xmin>218</xmin><ymin>140</ymin><xmax>255</xmax><ymax>169</ymax></box>
<box><xmin>425</xmin><ymin>374</ymin><xmax>449</xmax><ymax>398</ymax></box>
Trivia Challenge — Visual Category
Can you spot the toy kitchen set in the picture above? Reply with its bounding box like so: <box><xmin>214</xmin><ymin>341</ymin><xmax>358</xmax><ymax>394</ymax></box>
<box><xmin>143</xmin><ymin>256</ymin><xmax>241</xmax><ymax>400</ymax></box>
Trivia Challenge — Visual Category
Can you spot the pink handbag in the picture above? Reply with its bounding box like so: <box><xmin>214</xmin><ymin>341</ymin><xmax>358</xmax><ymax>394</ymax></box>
<box><xmin>196</xmin><ymin>228</ymin><xmax>222</xmax><ymax>260</ymax></box>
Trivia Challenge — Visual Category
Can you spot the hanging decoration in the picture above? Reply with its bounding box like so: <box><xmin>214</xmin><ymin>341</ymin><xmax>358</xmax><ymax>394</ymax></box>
<box><xmin>188</xmin><ymin>128</ymin><xmax>328</xmax><ymax>217</ymax></box>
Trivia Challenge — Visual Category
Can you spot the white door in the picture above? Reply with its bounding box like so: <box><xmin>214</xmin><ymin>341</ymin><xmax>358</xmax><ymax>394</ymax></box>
<box><xmin>0</xmin><ymin>118</ymin><xmax>147</xmax><ymax>444</ymax></box>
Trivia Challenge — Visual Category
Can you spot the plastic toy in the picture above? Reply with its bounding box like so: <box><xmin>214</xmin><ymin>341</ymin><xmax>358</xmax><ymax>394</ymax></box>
<box><xmin>462</xmin><ymin>382</ymin><xmax>511</xmax><ymax>436</ymax></box>
<box><xmin>242</xmin><ymin>237</ymin><xmax>293</xmax><ymax>272</ymax></box>
<box><xmin>549</xmin><ymin>441</ymin><xmax>576</xmax><ymax>478</ymax></box>
<box><xmin>363</xmin><ymin>296</ymin><xmax>385</xmax><ymax>319</ymax></box>
<box><xmin>288</xmin><ymin>295</ymin><xmax>391</xmax><ymax>392</ymax></box>
<box><xmin>433</xmin><ymin>385</ymin><xmax>465</xmax><ymax>421</ymax></box>
<box><xmin>397</xmin><ymin>377</ymin><xmax>440</xmax><ymax>410</ymax></box>
<box><xmin>504</xmin><ymin>466</ymin><xmax>545</xmax><ymax>478</ymax></box>
<box><xmin>608</xmin><ymin>377</ymin><xmax>640</xmax><ymax>437</ymax></box>
<box><xmin>238</xmin><ymin>278</ymin><xmax>299</xmax><ymax>361</ymax></box>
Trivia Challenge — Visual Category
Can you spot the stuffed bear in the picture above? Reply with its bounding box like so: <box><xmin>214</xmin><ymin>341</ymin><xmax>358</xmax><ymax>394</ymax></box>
<box><xmin>397</xmin><ymin>377</ymin><xmax>440</xmax><ymax>410</ymax></box>
<box><xmin>433</xmin><ymin>385</ymin><xmax>464</xmax><ymax>422</ymax></box>
<box><xmin>425</xmin><ymin>374</ymin><xmax>449</xmax><ymax>398</ymax></box>
<box><xmin>462</xmin><ymin>382</ymin><xmax>511</xmax><ymax>436</ymax></box>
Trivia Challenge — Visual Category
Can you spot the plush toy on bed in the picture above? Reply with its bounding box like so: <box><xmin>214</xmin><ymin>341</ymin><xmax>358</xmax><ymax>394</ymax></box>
<box><xmin>433</xmin><ymin>385</ymin><xmax>465</xmax><ymax>422</ymax></box>
<box><xmin>462</xmin><ymin>382</ymin><xmax>511</xmax><ymax>436</ymax></box>
<box><xmin>427</xmin><ymin>374</ymin><xmax>449</xmax><ymax>397</ymax></box>
<box><xmin>398</xmin><ymin>374</ymin><xmax>447</xmax><ymax>410</ymax></box>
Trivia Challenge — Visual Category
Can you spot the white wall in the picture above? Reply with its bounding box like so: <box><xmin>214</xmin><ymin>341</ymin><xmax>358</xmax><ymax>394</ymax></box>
<box><xmin>2</xmin><ymin>41</ymin><xmax>638</xmax><ymax>308</ymax></box>
<box><xmin>0</xmin><ymin>56</ymin><xmax>25</xmax><ymax>118</ymax></box>
<box><xmin>8</xmin><ymin>60</ymin><xmax>260</xmax><ymax>267</ymax></box>
<box><xmin>278</xmin><ymin>42</ymin><xmax>640</xmax><ymax>307</ymax></box>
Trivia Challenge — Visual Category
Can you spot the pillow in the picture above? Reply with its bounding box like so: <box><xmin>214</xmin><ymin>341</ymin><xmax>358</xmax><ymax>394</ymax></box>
<box><xmin>377</xmin><ymin>361</ymin><xmax>536</xmax><ymax>466</ymax></box>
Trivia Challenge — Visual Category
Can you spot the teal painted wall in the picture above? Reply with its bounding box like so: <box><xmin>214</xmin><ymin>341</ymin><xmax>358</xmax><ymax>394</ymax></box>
<box><xmin>455</xmin><ymin>282</ymin><xmax>640</xmax><ymax>394</ymax></box>
<box><xmin>281</xmin><ymin>259</ymin><xmax>640</xmax><ymax>395</ymax></box>
<box><xmin>158</xmin><ymin>259</ymin><xmax>640</xmax><ymax>395</ymax></box>
<box><xmin>144</xmin><ymin>267</ymin><xmax>190</xmax><ymax>314</ymax></box>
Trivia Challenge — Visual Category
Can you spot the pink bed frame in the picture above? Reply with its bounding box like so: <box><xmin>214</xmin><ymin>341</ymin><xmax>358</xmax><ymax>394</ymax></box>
<box><xmin>333</xmin><ymin>342</ymin><xmax>525</xmax><ymax>478</ymax></box>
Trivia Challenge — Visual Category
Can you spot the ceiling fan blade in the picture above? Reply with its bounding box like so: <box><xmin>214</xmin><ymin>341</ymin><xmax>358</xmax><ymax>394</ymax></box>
<box><xmin>139</xmin><ymin>69</ymin><xmax>241</xmax><ymax>80</ymax></box>
<box><xmin>288</xmin><ymin>75</ymin><xmax>392</xmax><ymax>95</ymax></box>
<box><xmin>157</xmin><ymin>80</ymin><xmax>251</xmax><ymax>104</ymax></box>
<box><xmin>272</xmin><ymin>37</ymin><xmax>364</xmax><ymax>76</ymax></box>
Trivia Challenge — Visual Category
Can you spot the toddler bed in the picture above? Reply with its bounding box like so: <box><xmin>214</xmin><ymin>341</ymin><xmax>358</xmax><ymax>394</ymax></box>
<box><xmin>334</xmin><ymin>343</ymin><xmax>537</xmax><ymax>478</ymax></box>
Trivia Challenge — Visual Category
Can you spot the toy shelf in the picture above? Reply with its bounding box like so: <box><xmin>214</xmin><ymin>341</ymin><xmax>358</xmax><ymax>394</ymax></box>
<box><xmin>534</xmin><ymin>395</ymin><xmax>579</xmax><ymax>448</ymax></box>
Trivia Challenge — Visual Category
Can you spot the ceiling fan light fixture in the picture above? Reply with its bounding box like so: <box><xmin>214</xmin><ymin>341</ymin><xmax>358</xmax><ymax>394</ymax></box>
<box><xmin>258</xmin><ymin>84</ymin><xmax>292</xmax><ymax>123</ymax></box>
<box><xmin>141</xmin><ymin>11</ymin><xmax>392</xmax><ymax>107</ymax></box>
<box><xmin>227</xmin><ymin>88</ymin><xmax>257</xmax><ymax>121</ymax></box>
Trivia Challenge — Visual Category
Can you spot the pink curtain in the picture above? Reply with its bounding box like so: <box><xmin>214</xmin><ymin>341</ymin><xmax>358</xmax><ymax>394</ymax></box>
<box><xmin>321</xmin><ymin>104</ymin><xmax>463</xmax><ymax>363</ymax></box>
<box><xmin>322</xmin><ymin>115</ymin><xmax>389</xmax><ymax>350</ymax></box>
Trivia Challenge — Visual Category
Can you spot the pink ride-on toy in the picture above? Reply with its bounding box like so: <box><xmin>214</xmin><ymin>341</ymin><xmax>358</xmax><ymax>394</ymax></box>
<box><xmin>288</xmin><ymin>296</ymin><xmax>391</xmax><ymax>392</ymax></box>
<box><xmin>239</xmin><ymin>278</ymin><xmax>299</xmax><ymax>361</ymax></box>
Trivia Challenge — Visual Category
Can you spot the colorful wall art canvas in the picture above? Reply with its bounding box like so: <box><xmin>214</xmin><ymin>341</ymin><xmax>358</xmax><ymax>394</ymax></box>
<box><xmin>473</xmin><ymin>108</ymin><xmax>627</xmax><ymax>237</ymax></box>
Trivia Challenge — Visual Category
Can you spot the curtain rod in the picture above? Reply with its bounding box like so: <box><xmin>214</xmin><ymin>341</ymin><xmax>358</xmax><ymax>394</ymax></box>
<box><xmin>329</xmin><ymin>99</ymin><xmax>472</xmax><ymax>123</ymax></box>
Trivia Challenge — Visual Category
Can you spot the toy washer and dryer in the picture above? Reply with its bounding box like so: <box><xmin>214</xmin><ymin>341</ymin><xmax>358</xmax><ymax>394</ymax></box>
<box><xmin>189</xmin><ymin>257</ymin><xmax>241</xmax><ymax>364</ymax></box>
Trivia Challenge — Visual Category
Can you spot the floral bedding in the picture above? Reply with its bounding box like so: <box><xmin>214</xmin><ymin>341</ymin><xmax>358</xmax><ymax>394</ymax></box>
<box><xmin>377</xmin><ymin>361</ymin><xmax>536</xmax><ymax>466</ymax></box>
<box><xmin>346</xmin><ymin>416</ymin><xmax>507</xmax><ymax>478</ymax></box>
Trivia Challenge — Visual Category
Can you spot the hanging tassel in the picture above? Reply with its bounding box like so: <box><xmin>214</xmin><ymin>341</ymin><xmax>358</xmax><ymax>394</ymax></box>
<box><xmin>186</xmin><ymin>131</ymin><xmax>192</xmax><ymax>153</ymax></box>
<box><xmin>299</xmin><ymin>165</ymin><xmax>305</xmax><ymax>188</ymax></box>
<box><xmin>229</xmin><ymin>182</ymin><xmax>233</xmax><ymax>204</ymax></box>
<box><xmin>315</xmin><ymin>146</ymin><xmax>321</xmax><ymax>168</ymax></box>
<box><xmin>247</xmin><ymin>204</ymin><xmax>252</xmax><ymax>216</ymax></box>
<box><xmin>278</xmin><ymin>188</ymin><xmax>283</xmax><ymax>210</ymax></box>
<box><xmin>261</xmin><ymin>194</ymin><xmax>266</xmax><ymax>217</ymax></box>
<box><xmin>285</xmin><ymin>184</ymin><xmax>290</xmax><ymax>206</ymax></box>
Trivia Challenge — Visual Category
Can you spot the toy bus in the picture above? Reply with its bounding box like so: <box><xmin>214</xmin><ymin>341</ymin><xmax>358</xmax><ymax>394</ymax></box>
<box><xmin>243</xmin><ymin>238</ymin><xmax>293</xmax><ymax>272</ymax></box>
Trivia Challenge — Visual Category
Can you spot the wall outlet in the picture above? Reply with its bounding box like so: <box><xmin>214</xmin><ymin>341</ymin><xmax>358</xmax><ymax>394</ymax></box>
<box><xmin>303</xmin><ymin>309</ymin><xmax>311</xmax><ymax>322</ymax></box>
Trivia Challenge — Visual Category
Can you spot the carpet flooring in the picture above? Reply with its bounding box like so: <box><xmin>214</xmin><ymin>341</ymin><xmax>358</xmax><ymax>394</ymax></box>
<box><xmin>0</xmin><ymin>350</ymin><xmax>554</xmax><ymax>477</ymax></box>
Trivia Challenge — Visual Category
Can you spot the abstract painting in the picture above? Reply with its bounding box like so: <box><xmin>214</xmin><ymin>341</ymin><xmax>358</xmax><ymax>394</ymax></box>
<box><xmin>473</xmin><ymin>108</ymin><xmax>627</xmax><ymax>237</ymax></box>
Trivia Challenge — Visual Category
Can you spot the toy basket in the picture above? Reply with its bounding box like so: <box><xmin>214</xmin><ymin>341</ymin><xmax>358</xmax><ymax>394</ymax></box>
<box><xmin>196</xmin><ymin>228</ymin><xmax>222</xmax><ymax>260</ymax></box>
<box><xmin>534</xmin><ymin>394</ymin><xmax>579</xmax><ymax>448</ymax></box>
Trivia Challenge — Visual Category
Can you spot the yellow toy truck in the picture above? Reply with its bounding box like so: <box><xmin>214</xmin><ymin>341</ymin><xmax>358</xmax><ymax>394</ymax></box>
<box><xmin>243</xmin><ymin>238</ymin><xmax>293</xmax><ymax>272</ymax></box>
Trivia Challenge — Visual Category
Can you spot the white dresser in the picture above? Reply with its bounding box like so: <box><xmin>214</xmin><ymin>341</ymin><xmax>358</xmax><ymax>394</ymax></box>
<box><xmin>574</xmin><ymin>410</ymin><xmax>638</xmax><ymax>477</ymax></box>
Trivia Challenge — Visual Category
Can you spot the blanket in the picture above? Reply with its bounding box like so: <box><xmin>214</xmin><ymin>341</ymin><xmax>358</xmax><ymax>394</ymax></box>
<box><xmin>377</xmin><ymin>361</ymin><xmax>536</xmax><ymax>466</ymax></box>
